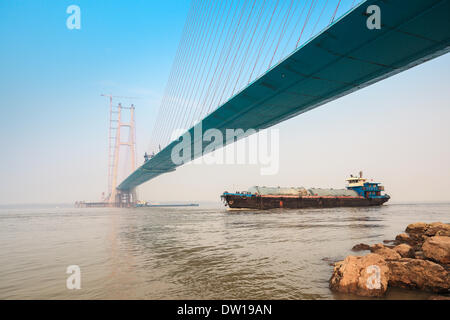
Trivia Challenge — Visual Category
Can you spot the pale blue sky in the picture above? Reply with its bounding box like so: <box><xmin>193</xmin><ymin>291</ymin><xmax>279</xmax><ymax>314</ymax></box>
<box><xmin>1</xmin><ymin>1</ymin><xmax>449</xmax><ymax>204</ymax></box>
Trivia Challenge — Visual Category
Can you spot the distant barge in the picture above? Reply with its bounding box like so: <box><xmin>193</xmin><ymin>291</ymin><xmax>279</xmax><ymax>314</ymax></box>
<box><xmin>221</xmin><ymin>172</ymin><xmax>389</xmax><ymax>210</ymax></box>
<box><xmin>135</xmin><ymin>201</ymin><xmax>199</xmax><ymax>208</ymax></box>
<box><xmin>75</xmin><ymin>202</ymin><xmax>199</xmax><ymax>208</ymax></box>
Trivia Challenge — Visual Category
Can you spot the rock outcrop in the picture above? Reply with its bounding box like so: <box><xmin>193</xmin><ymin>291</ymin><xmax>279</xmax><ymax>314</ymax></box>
<box><xmin>329</xmin><ymin>254</ymin><xmax>390</xmax><ymax>297</ymax></box>
<box><xmin>406</xmin><ymin>222</ymin><xmax>428</xmax><ymax>237</ymax></box>
<box><xmin>399</xmin><ymin>222</ymin><xmax>450</xmax><ymax>250</ymax></box>
<box><xmin>422</xmin><ymin>236</ymin><xmax>450</xmax><ymax>265</ymax></box>
<box><xmin>370</xmin><ymin>244</ymin><xmax>401</xmax><ymax>260</ymax></box>
<box><xmin>424</xmin><ymin>222</ymin><xmax>450</xmax><ymax>237</ymax></box>
<box><xmin>393</xmin><ymin>244</ymin><xmax>415</xmax><ymax>258</ymax></box>
<box><xmin>388</xmin><ymin>258</ymin><xmax>449</xmax><ymax>293</ymax></box>
<box><xmin>351</xmin><ymin>243</ymin><xmax>370</xmax><ymax>252</ymax></box>
<box><xmin>395</xmin><ymin>233</ymin><xmax>415</xmax><ymax>246</ymax></box>
<box><xmin>329</xmin><ymin>222</ymin><xmax>450</xmax><ymax>297</ymax></box>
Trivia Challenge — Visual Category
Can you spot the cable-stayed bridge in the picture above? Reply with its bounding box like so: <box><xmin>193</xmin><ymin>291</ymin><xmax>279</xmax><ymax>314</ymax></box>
<box><xmin>109</xmin><ymin>0</ymin><xmax>449</xmax><ymax>206</ymax></box>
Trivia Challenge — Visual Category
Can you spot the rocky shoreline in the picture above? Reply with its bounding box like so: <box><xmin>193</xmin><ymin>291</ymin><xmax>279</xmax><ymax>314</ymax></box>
<box><xmin>329</xmin><ymin>222</ymin><xmax>450</xmax><ymax>298</ymax></box>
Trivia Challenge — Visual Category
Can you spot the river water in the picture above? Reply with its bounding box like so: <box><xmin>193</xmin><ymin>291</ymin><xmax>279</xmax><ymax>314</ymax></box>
<box><xmin>0</xmin><ymin>202</ymin><xmax>448</xmax><ymax>300</ymax></box>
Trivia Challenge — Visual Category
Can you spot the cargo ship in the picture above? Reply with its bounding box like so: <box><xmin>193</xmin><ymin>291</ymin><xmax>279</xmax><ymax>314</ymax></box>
<box><xmin>221</xmin><ymin>172</ymin><xmax>389</xmax><ymax>210</ymax></box>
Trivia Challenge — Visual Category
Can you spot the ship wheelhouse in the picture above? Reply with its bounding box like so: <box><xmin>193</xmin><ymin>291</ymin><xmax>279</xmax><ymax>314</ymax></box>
<box><xmin>346</xmin><ymin>172</ymin><xmax>387</xmax><ymax>199</ymax></box>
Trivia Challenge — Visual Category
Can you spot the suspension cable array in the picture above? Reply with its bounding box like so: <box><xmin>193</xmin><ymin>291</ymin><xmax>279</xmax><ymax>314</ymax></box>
<box><xmin>148</xmin><ymin>0</ymin><xmax>362</xmax><ymax>154</ymax></box>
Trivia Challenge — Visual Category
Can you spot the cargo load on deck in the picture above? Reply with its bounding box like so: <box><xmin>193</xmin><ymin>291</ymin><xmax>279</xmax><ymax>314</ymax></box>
<box><xmin>247</xmin><ymin>186</ymin><xmax>358</xmax><ymax>197</ymax></box>
<box><xmin>248</xmin><ymin>186</ymin><xmax>309</xmax><ymax>196</ymax></box>
<box><xmin>308</xmin><ymin>188</ymin><xmax>359</xmax><ymax>197</ymax></box>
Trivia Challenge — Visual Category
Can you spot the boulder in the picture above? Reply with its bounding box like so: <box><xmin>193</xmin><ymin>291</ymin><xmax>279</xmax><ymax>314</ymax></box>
<box><xmin>403</xmin><ymin>222</ymin><xmax>450</xmax><ymax>247</ymax></box>
<box><xmin>329</xmin><ymin>254</ymin><xmax>390</xmax><ymax>297</ymax></box>
<box><xmin>406</xmin><ymin>222</ymin><xmax>428</xmax><ymax>235</ymax></box>
<box><xmin>422</xmin><ymin>236</ymin><xmax>450</xmax><ymax>265</ymax></box>
<box><xmin>405</xmin><ymin>222</ymin><xmax>430</xmax><ymax>245</ymax></box>
<box><xmin>369</xmin><ymin>243</ymin><xmax>401</xmax><ymax>260</ymax></box>
<box><xmin>425</xmin><ymin>223</ymin><xmax>450</xmax><ymax>237</ymax></box>
<box><xmin>352</xmin><ymin>243</ymin><xmax>370</xmax><ymax>252</ymax></box>
<box><xmin>369</xmin><ymin>243</ymin><xmax>385</xmax><ymax>252</ymax></box>
<box><xmin>395</xmin><ymin>233</ymin><xmax>415</xmax><ymax>246</ymax></box>
<box><xmin>388</xmin><ymin>258</ymin><xmax>450</xmax><ymax>293</ymax></box>
<box><xmin>393</xmin><ymin>244</ymin><xmax>415</xmax><ymax>258</ymax></box>
<box><xmin>330</xmin><ymin>222</ymin><xmax>450</xmax><ymax>297</ymax></box>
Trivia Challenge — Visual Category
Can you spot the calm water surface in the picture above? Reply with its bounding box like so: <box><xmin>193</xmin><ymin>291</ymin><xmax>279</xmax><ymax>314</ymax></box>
<box><xmin>0</xmin><ymin>203</ymin><xmax>448</xmax><ymax>299</ymax></box>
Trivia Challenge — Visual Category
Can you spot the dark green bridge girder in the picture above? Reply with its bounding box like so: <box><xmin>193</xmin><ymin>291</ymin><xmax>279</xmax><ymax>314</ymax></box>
<box><xmin>118</xmin><ymin>0</ymin><xmax>450</xmax><ymax>191</ymax></box>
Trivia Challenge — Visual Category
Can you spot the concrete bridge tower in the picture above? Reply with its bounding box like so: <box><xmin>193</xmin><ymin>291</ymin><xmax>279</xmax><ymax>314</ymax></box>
<box><xmin>102</xmin><ymin>94</ymin><xmax>137</xmax><ymax>207</ymax></box>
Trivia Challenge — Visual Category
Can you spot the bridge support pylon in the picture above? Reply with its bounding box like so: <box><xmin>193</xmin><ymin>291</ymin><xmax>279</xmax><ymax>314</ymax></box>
<box><xmin>115</xmin><ymin>188</ymin><xmax>137</xmax><ymax>208</ymax></box>
<box><xmin>101</xmin><ymin>95</ymin><xmax>138</xmax><ymax>206</ymax></box>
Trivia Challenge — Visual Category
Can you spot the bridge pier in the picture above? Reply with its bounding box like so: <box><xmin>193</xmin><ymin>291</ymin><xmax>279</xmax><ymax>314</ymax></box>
<box><xmin>114</xmin><ymin>188</ymin><xmax>137</xmax><ymax>207</ymax></box>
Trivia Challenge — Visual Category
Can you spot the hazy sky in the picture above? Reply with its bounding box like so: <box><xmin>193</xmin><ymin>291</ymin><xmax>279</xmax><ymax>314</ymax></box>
<box><xmin>1</xmin><ymin>0</ymin><xmax>449</xmax><ymax>204</ymax></box>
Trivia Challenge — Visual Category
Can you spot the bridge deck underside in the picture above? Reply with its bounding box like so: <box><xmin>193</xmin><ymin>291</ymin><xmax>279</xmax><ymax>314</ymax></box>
<box><xmin>118</xmin><ymin>0</ymin><xmax>450</xmax><ymax>191</ymax></box>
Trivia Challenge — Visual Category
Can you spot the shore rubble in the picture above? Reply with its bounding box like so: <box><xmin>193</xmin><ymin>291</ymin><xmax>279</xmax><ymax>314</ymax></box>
<box><xmin>329</xmin><ymin>222</ymin><xmax>450</xmax><ymax>297</ymax></box>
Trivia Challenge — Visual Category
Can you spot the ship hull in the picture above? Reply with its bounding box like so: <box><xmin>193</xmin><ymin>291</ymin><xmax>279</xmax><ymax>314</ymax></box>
<box><xmin>222</xmin><ymin>195</ymin><xmax>389</xmax><ymax>210</ymax></box>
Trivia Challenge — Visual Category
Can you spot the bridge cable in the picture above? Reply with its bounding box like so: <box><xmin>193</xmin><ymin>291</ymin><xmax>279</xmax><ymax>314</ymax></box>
<box><xmin>280</xmin><ymin>0</ymin><xmax>310</xmax><ymax>61</ymax></box>
<box><xmin>230</xmin><ymin>0</ymin><xmax>268</xmax><ymax>97</ymax></box>
<box><xmin>198</xmin><ymin>0</ymin><xmax>243</xmax><ymax>118</ymax></box>
<box><xmin>227</xmin><ymin>0</ymin><xmax>269</xmax><ymax>102</ymax></box>
<box><xmin>309</xmin><ymin>0</ymin><xmax>328</xmax><ymax>38</ymax></box>
<box><xmin>330</xmin><ymin>0</ymin><xmax>341</xmax><ymax>25</ymax></box>
<box><xmin>163</xmin><ymin>0</ymin><xmax>216</xmax><ymax>146</ymax></box>
<box><xmin>207</xmin><ymin>0</ymin><xmax>251</xmax><ymax>113</ymax></box>
<box><xmin>177</xmin><ymin>0</ymin><xmax>223</xmax><ymax>137</ymax></box>
<box><xmin>149</xmin><ymin>0</ymin><xmax>198</xmax><ymax>152</ymax></box>
<box><xmin>255</xmin><ymin>1</ymin><xmax>287</xmax><ymax>79</ymax></box>
<box><xmin>184</xmin><ymin>0</ymin><xmax>231</xmax><ymax>131</ymax></box>
<box><xmin>154</xmin><ymin>0</ymin><xmax>204</xmax><ymax>149</ymax></box>
<box><xmin>160</xmin><ymin>0</ymin><xmax>215</xmax><ymax>147</ymax></box>
<box><xmin>171</xmin><ymin>0</ymin><xmax>234</xmax><ymax>144</ymax></box>
<box><xmin>246</xmin><ymin>0</ymin><xmax>279</xmax><ymax>86</ymax></box>
<box><xmin>154</xmin><ymin>0</ymin><xmax>201</xmax><ymax>148</ymax></box>
<box><xmin>167</xmin><ymin>0</ymin><xmax>224</xmax><ymax>146</ymax></box>
<box><xmin>191</xmin><ymin>0</ymin><xmax>237</xmax><ymax>126</ymax></box>
<box><xmin>238</xmin><ymin>0</ymin><xmax>275</xmax><ymax>89</ymax></box>
<box><xmin>215</xmin><ymin>0</ymin><xmax>258</xmax><ymax>110</ymax></box>
<box><xmin>204</xmin><ymin>0</ymin><xmax>250</xmax><ymax>114</ymax></box>
<box><xmin>296</xmin><ymin>0</ymin><xmax>317</xmax><ymax>49</ymax></box>
<box><xmin>272</xmin><ymin>0</ymin><xmax>302</xmax><ymax>64</ymax></box>
<box><xmin>268</xmin><ymin>0</ymin><xmax>295</xmax><ymax>69</ymax></box>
